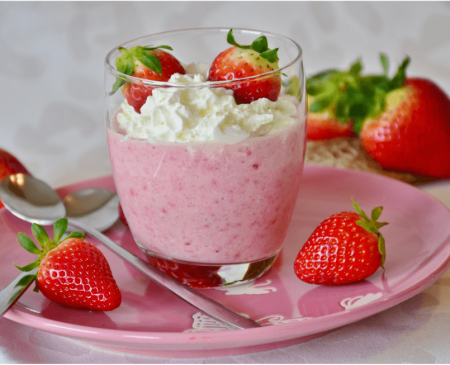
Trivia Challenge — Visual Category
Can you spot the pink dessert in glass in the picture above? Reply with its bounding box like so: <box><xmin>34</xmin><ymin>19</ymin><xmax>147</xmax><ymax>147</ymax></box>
<box><xmin>104</xmin><ymin>28</ymin><xmax>306</xmax><ymax>287</ymax></box>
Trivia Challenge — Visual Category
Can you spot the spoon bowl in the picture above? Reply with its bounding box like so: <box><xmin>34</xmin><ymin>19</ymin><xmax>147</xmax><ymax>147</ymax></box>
<box><xmin>0</xmin><ymin>174</ymin><xmax>119</xmax><ymax>231</ymax></box>
<box><xmin>0</xmin><ymin>173</ymin><xmax>65</xmax><ymax>225</ymax></box>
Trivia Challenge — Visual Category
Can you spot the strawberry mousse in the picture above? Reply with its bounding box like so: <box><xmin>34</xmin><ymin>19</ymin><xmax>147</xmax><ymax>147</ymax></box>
<box><xmin>107</xmin><ymin>74</ymin><xmax>306</xmax><ymax>265</ymax></box>
<box><xmin>106</xmin><ymin>29</ymin><xmax>306</xmax><ymax>287</ymax></box>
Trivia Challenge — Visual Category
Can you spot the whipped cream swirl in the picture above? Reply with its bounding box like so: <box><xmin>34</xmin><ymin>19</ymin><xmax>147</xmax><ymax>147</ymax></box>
<box><xmin>116</xmin><ymin>73</ymin><xmax>298</xmax><ymax>144</ymax></box>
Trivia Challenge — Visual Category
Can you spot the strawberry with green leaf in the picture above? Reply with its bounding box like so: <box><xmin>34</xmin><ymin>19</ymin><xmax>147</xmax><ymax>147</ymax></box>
<box><xmin>360</xmin><ymin>76</ymin><xmax>450</xmax><ymax>178</ymax></box>
<box><xmin>207</xmin><ymin>29</ymin><xmax>281</xmax><ymax>104</ymax></box>
<box><xmin>306</xmin><ymin>54</ymin><xmax>450</xmax><ymax>178</ymax></box>
<box><xmin>306</xmin><ymin>54</ymin><xmax>410</xmax><ymax>140</ymax></box>
<box><xmin>114</xmin><ymin>45</ymin><xmax>185</xmax><ymax>113</ymax></box>
<box><xmin>14</xmin><ymin>218</ymin><xmax>121</xmax><ymax>311</ymax></box>
<box><xmin>294</xmin><ymin>199</ymin><xmax>388</xmax><ymax>285</ymax></box>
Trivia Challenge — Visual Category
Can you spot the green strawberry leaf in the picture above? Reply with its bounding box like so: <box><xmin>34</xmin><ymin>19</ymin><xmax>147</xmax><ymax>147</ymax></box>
<box><xmin>17</xmin><ymin>233</ymin><xmax>41</xmax><ymax>255</ymax></box>
<box><xmin>335</xmin><ymin>99</ymin><xmax>350</xmax><ymax>122</ymax></box>
<box><xmin>112</xmin><ymin>78</ymin><xmax>126</xmax><ymax>93</ymax></box>
<box><xmin>113</xmin><ymin>48</ymin><xmax>135</xmax><ymax>93</ymax></box>
<box><xmin>142</xmin><ymin>45</ymin><xmax>173</xmax><ymax>51</ymax></box>
<box><xmin>14</xmin><ymin>259</ymin><xmax>40</xmax><ymax>272</ymax></box>
<box><xmin>380</xmin><ymin>53</ymin><xmax>389</xmax><ymax>77</ymax></box>
<box><xmin>260</xmin><ymin>48</ymin><xmax>279</xmax><ymax>63</ymax></box>
<box><xmin>14</xmin><ymin>274</ymin><xmax>36</xmax><ymax>288</ymax></box>
<box><xmin>351</xmin><ymin>198</ymin><xmax>371</xmax><ymax>222</ymax></box>
<box><xmin>140</xmin><ymin>52</ymin><xmax>163</xmax><ymax>75</ymax></box>
<box><xmin>64</xmin><ymin>232</ymin><xmax>86</xmax><ymax>240</ymax></box>
<box><xmin>356</xmin><ymin>220</ymin><xmax>376</xmax><ymax>233</ymax></box>
<box><xmin>251</xmin><ymin>36</ymin><xmax>269</xmax><ymax>53</ymax></box>
<box><xmin>227</xmin><ymin>29</ymin><xmax>251</xmax><ymax>49</ymax></box>
<box><xmin>307</xmin><ymin>83</ymin><xmax>330</xmax><ymax>96</ymax></box>
<box><xmin>371</xmin><ymin>206</ymin><xmax>383</xmax><ymax>221</ymax></box>
<box><xmin>309</xmin><ymin>96</ymin><xmax>334</xmax><ymax>113</ymax></box>
<box><xmin>261</xmin><ymin>48</ymin><xmax>278</xmax><ymax>63</ymax></box>
<box><xmin>365</xmin><ymin>75</ymin><xmax>391</xmax><ymax>93</ymax></box>
<box><xmin>349</xmin><ymin>59</ymin><xmax>363</xmax><ymax>76</ymax></box>
<box><xmin>306</xmin><ymin>70</ymin><xmax>339</xmax><ymax>88</ymax></box>
<box><xmin>53</xmin><ymin>218</ymin><xmax>68</xmax><ymax>243</ymax></box>
<box><xmin>378</xmin><ymin>235</ymin><xmax>386</xmax><ymax>269</ymax></box>
<box><xmin>31</xmin><ymin>224</ymin><xmax>51</xmax><ymax>249</ymax></box>
<box><xmin>370</xmin><ymin>88</ymin><xmax>387</xmax><ymax>118</ymax></box>
<box><xmin>375</xmin><ymin>222</ymin><xmax>389</xmax><ymax>229</ymax></box>
<box><xmin>351</xmin><ymin>198</ymin><xmax>388</xmax><ymax>270</ymax></box>
<box><xmin>353</xmin><ymin>118</ymin><xmax>365</xmax><ymax>133</ymax></box>
<box><xmin>116</xmin><ymin>48</ymin><xmax>135</xmax><ymax>76</ymax></box>
<box><xmin>349</xmin><ymin>103</ymin><xmax>369</xmax><ymax>121</ymax></box>
<box><xmin>226</xmin><ymin>29</ymin><xmax>278</xmax><ymax>62</ymax></box>
<box><xmin>389</xmin><ymin>56</ymin><xmax>410</xmax><ymax>89</ymax></box>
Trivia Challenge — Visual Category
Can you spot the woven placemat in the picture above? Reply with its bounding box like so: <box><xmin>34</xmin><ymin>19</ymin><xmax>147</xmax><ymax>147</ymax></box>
<box><xmin>305</xmin><ymin>138</ymin><xmax>417</xmax><ymax>183</ymax></box>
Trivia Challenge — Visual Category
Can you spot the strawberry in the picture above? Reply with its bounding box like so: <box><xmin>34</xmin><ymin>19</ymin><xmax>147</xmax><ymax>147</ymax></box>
<box><xmin>294</xmin><ymin>199</ymin><xmax>387</xmax><ymax>285</ymax></box>
<box><xmin>306</xmin><ymin>54</ymin><xmax>450</xmax><ymax>178</ymax></box>
<box><xmin>14</xmin><ymin>219</ymin><xmax>121</xmax><ymax>311</ymax></box>
<box><xmin>0</xmin><ymin>148</ymin><xmax>30</xmax><ymax>209</ymax></box>
<box><xmin>306</xmin><ymin>111</ymin><xmax>354</xmax><ymax>141</ymax></box>
<box><xmin>207</xmin><ymin>29</ymin><xmax>281</xmax><ymax>104</ymax></box>
<box><xmin>113</xmin><ymin>45</ymin><xmax>185</xmax><ymax>113</ymax></box>
<box><xmin>361</xmin><ymin>78</ymin><xmax>450</xmax><ymax>178</ymax></box>
<box><xmin>305</xmin><ymin>55</ymin><xmax>410</xmax><ymax>138</ymax></box>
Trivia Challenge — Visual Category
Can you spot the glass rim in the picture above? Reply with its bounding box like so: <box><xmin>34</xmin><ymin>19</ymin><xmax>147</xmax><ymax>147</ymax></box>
<box><xmin>104</xmin><ymin>27</ymin><xmax>303</xmax><ymax>88</ymax></box>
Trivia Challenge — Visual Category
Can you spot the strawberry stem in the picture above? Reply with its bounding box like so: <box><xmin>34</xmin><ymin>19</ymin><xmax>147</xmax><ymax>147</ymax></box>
<box><xmin>351</xmin><ymin>198</ymin><xmax>388</xmax><ymax>270</ymax></box>
<box><xmin>113</xmin><ymin>45</ymin><xmax>174</xmax><ymax>93</ymax></box>
<box><xmin>14</xmin><ymin>219</ymin><xmax>85</xmax><ymax>287</ymax></box>
<box><xmin>226</xmin><ymin>29</ymin><xmax>279</xmax><ymax>63</ymax></box>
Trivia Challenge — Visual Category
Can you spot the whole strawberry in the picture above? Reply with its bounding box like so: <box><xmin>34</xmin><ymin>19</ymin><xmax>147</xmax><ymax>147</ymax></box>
<box><xmin>113</xmin><ymin>45</ymin><xmax>185</xmax><ymax>113</ymax></box>
<box><xmin>361</xmin><ymin>78</ymin><xmax>450</xmax><ymax>178</ymax></box>
<box><xmin>207</xmin><ymin>29</ymin><xmax>281</xmax><ymax>104</ymax></box>
<box><xmin>0</xmin><ymin>149</ymin><xmax>29</xmax><ymax>209</ymax></box>
<box><xmin>15</xmin><ymin>219</ymin><xmax>121</xmax><ymax>311</ymax></box>
<box><xmin>294</xmin><ymin>199</ymin><xmax>387</xmax><ymax>285</ymax></box>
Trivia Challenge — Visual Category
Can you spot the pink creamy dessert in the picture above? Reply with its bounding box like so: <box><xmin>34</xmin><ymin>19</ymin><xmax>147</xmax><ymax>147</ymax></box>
<box><xmin>107</xmin><ymin>120</ymin><xmax>305</xmax><ymax>264</ymax></box>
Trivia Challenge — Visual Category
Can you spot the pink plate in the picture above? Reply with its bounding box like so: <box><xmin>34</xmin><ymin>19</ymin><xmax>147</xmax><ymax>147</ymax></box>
<box><xmin>2</xmin><ymin>165</ymin><xmax>450</xmax><ymax>358</ymax></box>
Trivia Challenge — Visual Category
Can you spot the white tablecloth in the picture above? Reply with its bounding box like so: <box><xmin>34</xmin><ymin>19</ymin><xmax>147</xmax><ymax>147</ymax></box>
<box><xmin>1</xmin><ymin>2</ymin><xmax>450</xmax><ymax>363</ymax></box>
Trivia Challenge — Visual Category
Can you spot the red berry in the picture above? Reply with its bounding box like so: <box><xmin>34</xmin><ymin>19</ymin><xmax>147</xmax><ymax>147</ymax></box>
<box><xmin>38</xmin><ymin>238</ymin><xmax>121</xmax><ymax>311</ymax></box>
<box><xmin>207</xmin><ymin>29</ymin><xmax>281</xmax><ymax>104</ymax></box>
<box><xmin>15</xmin><ymin>219</ymin><xmax>121</xmax><ymax>311</ymax></box>
<box><xmin>361</xmin><ymin>78</ymin><xmax>450</xmax><ymax>178</ymax></box>
<box><xmin>294</xmin><ymin>200</ymin><xmax>387</xmax><ymax>285</ymax></box>
<box><xmin>115</xmin><ymin>47</ymin><xmax>185</xmax><ymax>113</ymax></box>
<box><xmin>0</xmin><ymin>148</ymin><xmax>29</xmax><ymax>209</ymax></box>
<box><xmin>146</xmin><ymin>256</ymin><xmax>223</xmax><ymax>288</ymax></box>
<box><xmin>307</xmin><ymin>113</ymin><xmax>354</xmax><ymax>141</ymax></box>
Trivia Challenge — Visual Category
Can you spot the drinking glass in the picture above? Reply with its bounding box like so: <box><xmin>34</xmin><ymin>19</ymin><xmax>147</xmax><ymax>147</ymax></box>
<box><xmin>104</xmin><ymin>28</ymin><xmax>306</xmax><ymax>288</ymax></box>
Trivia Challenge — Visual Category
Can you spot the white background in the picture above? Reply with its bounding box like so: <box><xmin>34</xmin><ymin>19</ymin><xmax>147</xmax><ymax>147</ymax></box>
<box><xmin>1</xmin><ymin>2</ymin><xmax>450</xmax><ymax>363</ymax></box>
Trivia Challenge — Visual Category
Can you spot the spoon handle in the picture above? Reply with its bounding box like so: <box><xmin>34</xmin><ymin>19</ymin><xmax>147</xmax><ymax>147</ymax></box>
<box><xmin>0</xmin><ymin>268</ymin><xmax>38</xmax><ymax>315</ymax></box>
<box><xmin>68</xmin><ymin>219</ymin><xmax>261</xmax><ymax>330</ymax></box>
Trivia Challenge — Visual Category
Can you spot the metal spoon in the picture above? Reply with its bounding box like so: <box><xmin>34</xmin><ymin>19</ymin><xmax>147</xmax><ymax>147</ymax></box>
<box><xmin>0</xmin><ymin>174</ymin><xmax>260</xmax><ymax>329</ymax></box>
<box><xmin>0</xmin><ymin>178</ymin><xmax>120</xmax><ymax>315</ymax></box>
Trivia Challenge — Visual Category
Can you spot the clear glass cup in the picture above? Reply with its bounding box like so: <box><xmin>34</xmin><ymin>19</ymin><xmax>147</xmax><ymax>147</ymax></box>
<box><xmin>104</xmin><ymin>28</ymin><xmax>306</xmax><ymax>288</ymax></box>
